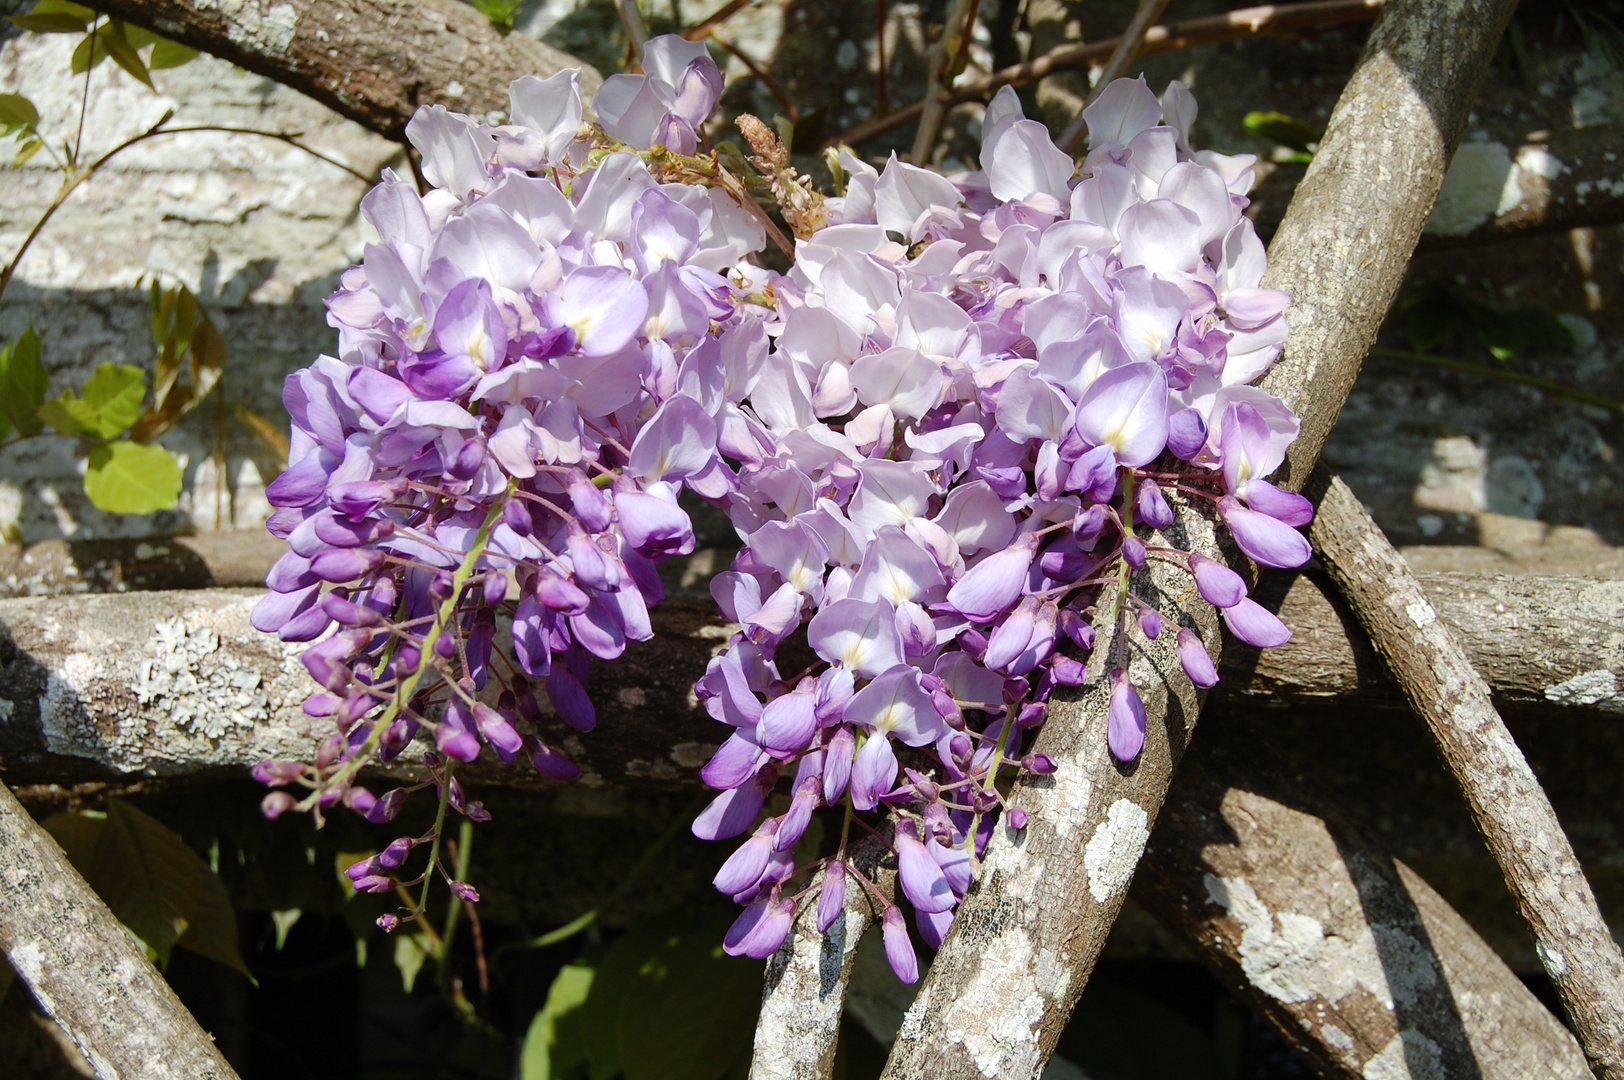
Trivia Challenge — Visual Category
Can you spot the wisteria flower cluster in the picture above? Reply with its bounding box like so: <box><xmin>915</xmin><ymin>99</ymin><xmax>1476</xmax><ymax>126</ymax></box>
<box><xmin>252</xmin><ymin>41</ymin><xmax>1314</xmax><ymax>977</ymax></box>
<box><xmin>688</xmin><ymin>80</ymin><xmax>1312</xmax><ymax>977</ymax></box>
<box><xmin>248</xmin><ymin>37</ymin><xmax>764</xmax><ymax>919</ymax></box>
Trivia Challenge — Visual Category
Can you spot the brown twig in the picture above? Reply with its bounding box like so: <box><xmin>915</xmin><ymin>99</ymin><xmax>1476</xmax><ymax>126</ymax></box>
<box><xmin>910</xmin><ymin>0</ymin><xmax>979</xmax><ymax>163</ymax></box>
<box><xmin>1057</xmin><ymin>0</ymin><xmax>1172</xmax><ymax>153</ymax></box>
<box><xmin>614</xmin><ymin>0</ymin><xmax>651</xmax><ymax>60</ymax></box>
<box><xmin>713</xmin><ymin>29</ymin><xmax>801</xmax><ymax>124</ymax></box>
<box><xmin>829</xmin><ymin>0</ymin><xmax>1384</xmax><ymax>148</ymax></box>
<box><xmin>681</xmin><ymin>0</ymin><xmax>754</xmax><ymax>40</ymax></box>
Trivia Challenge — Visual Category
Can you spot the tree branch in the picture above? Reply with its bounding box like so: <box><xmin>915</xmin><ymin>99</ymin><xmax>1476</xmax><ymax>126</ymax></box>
<box><xmin>749</xmin><ymin>833</ymin><xmax>897</xmax><ymax>1080</ymax></box>
<box><xmin>0</xmin><ymin>781</ymin><xmax>240</xmax><ymax>1079</ymax></box>
<box><xmin>1139</xmin><ymin>732</ymin><xmax>1593</xmax><ymax>1080</ymax></box>
<box><xmin>77</xmin><ymin>0</ymin><xmax>601</xmax><ymax>142</ymax></box>
<box><xmin>1307</xmin><ymin>473</ymin><xmax>1624</xmax><ymax>1078</ymax></box>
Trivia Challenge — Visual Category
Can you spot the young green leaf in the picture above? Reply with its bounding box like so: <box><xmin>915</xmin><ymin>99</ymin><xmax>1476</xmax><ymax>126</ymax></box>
<box><xmin>88</xmin><ymin>799</ymin><xmax>206</xmax><ymax>967</ymax></box>
<box><xmin>38</xmin><ymin>363</ymin><xmax>146</xmax><ymax>439</ymax></box>
<box><xmin>84</xmin><ymin>440</ymin><xmax>184</xmax><ymax>513</ymax></box>
<box><xmin>7</xmin><ymin>0</ymin><xmax>95</xmax><ymax>34</ymax></box>
<box><xmin>522</xmin><ymin>963</ymin><xmax>597</xmax><ymax>1080</ymax></box>
<box><xmin>148</xmin><ymin>38</ymin><xmax>200</xmax><ymax>70</ymax></box>
<box><xmin>1243</xmin><ymin>110</ymin><xmax>1323</xmax><ymax>154</ymax></box>
<box><xmin>394</xmin><ymin>931</ymin><xmax>434</xmax><ymax>993</ymax></box>
<box><xmin>102</xmin><ymin>21</ymin><xmax>155</xmax><ymax>88</ymax></box>
<box><xmin>13</xmin><ymin>135</ymin><xmax>44</xmax><ymax>166</ymax></box>
<box><xmin>70</xmin><ymin>22</ymin><xmax>111</xmax><ymax>74</ymax></box>
<box><xmin>0</xmin><ymin>93</ymin><xmax>40</xmax><ymax>128</ymax></box>
<box><xmin>173</xmin><ymin>865</ymin><xmax>254</xmax><ymax>980</ymax></box>
<box><xmin>0</xmin><ymin>327</ymin><xmax>49</xmax><ymax>438</ymax></box>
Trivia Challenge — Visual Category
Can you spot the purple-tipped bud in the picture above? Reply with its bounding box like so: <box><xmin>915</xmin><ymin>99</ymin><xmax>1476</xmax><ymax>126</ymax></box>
<box><xmin>261</xmin><ymin>791</ymin><xmax>297</xmax><ymax>818</ymax></box>
<box><xmin>1051</xmin><ymin>654</ymin><xmax>1086</xmax><ymax>685</ymax></box>
<box><xmin>353</xmin><ymin>874</ymin><xmax>395</xmax><ymax>894</ymax></box>
<box><xmin>378</xmin><ymin>837</ymin><xmax>415</xmax><ymax>868</ymax></box>
<box><xmin>547</xmin><ymin>667</ymin><xmax>597</xmax><ymax>732</ymax></box>
<box><xmin>366</xmin><ymin>788</ymin><xmax>406</xmax><ymax>823</ymax></box>
<box><xmin>568</xmin><ymin>531</ymin><xmax>617</xmax><ymax>593</ymax></box>
<box><xmin>483</xmin><ymin>569</ymin><xmax>509</xmax><ymax>606</ymax></box>
<box><xmin>904</xmin><ymin>767</ymin><xmax>940</xmax><ymax>803</ymax></box>
<box><xmin>1189</xmin><ymin>552</ymin><xmax>1247</xmax><ymax>608</ymax></box>
<box><xmin>313</xmin><ymin>733</ymin><xmax>345</xmax><ymax>768</ymax></box>
<box><xmin>530</xmin><ymin>742</ymin><xmax>582</xmax><ymax>782</ymax></box>
<box><xmin>449</xmin><ymin>881</ymin><xmax>480</xmax><ymax>903</ymax></box>
<box><xmin>1135</xmin><ymin>480</ymin><xmax>1175</xmax><ymax>530</ymax></box>
<box><xmin>570</xmin><ymin>477</ymin><xmax>612</xmax><ymax>532</ymax></box>
<box><xmin>1223</xmin><ymin>597</ymin><xmax>1292</xmax><ymax>647</ymax></box>
<box><xmin>1021</xmin><ymin>753</ymin><xmax>1058</xmax><ymax>774</ymax></box>
<box><xmin>311</xmin><ymin>547</ymin><xmax>387</xmax><ymax>582</ymax></box>
<box><xmin>435</xmin><ymin>720</ymin><xmax>482</xmax><ymax>762</ymax></box>
<box><xmin>1108</xmin><ymin>669</ymin><xmax>1147</xmax><ymax>762</ymax></box>
<box><xmin>345</xmin><ymin>855</ymin><xmax>384</xmax><ymax>882</ymax></box>
<box><xmin>948</xmin><ymin>733</ymin><xmax>974</xmax><ymax>766</ymax></box>
<box><xmin>503</xmin><ymin>498</ymin><xmax>534</xmax><ymax>536</ymax></box>
<box><xmin>321</xmin><ymin>592</ymin><xmax>384</xmax><ymax>627</ymax></box>
<box><xmin>1167</xmin><ymin>407</ymin><xmax>1207</xmax><ymax>460</ymax></box>
<box><xmin>823</xmin><ymin>726</ymin><xmax>855</xmax><ymax>803</ymax></box>
<box><xmin>1123</xmin><ymin>536</ymin><xmax>1146</xmax><ymax>569</ymax></box>
<box><xmin>345</xmin><ymin>787</ymin><xmax>377</xmax><ymax>816</ymax></box>
<box><xmin>1058</xmin><ymin>608</ymin><xmax>1096</xmax><ymax>650</ymax></box>
<box><xmin>535</xmin><ymin>572</ymin><xmax>591</xmax><ymax>614</ymax></box>
<box><xmin>882</xmin><ymin>906</ymin><xmax>919</xmax><ymax>984</ymax></box>
<box><xmin>713</xmin><ymin>822</ymin><xmax>778</xmax><ymax>895</ymax></box>
<box><xmin>1138</xmin><ymin>609</ymin><xmax>1162</xmax><ymax>640</ymax></box>
<box><xmin>446</xmin><ymin>438</ymin><xmax>485</xmax><ymax>481</ymax></box>
<box><xmin>1176</xmin><ymin>628</ymin><xmax>1220</xmax><ymax>688</ymax></box>
<box><xmin>472</xmin><ymin>702</ymin><xmax>523</xmax><ymax>762</ymax></box>
<box><xmin>430</xmin><ymin>571</ymin><xmax>455</xmax><ymax>600</ymax></box>
<box><xmin>1072</xmin><ymin>504</ymin><xmax>1107</xmax><ymax>544</ymax></box>
<box><xmin>433</xmin><ymin>632</ymin><xmax>457</xmax><ymax>659</ymax></box>
<box><xmin>1219</xmin><ymin>496</ymin><xmax>1312</xmax><ymax>569</ymax></box>
<box><xmin>896</xmin><ymin>823</ymin><xmax>955</xmax><ymax>913</ymax></box>
<box><xmin>252</xmin><ymin>759</ymin><xmax>304</xmax><ymax>785</ymax></box>
<box><xmin>1239</xmin><ymin>479</ymin><xmax>1315</xmax><ymax>527</ymax></box>
<box><xmin>726</xmin><ymin>897</ymin><xmax>797</xmax><ymax>960</ymax></box>
<box><xmin>775</xmin><ymin>781</ymin><xmax>820</xmax><ymax>852</ymax></box>
<box><xmin>817</xmin><ymin>862</ymin><xmax>847</xmax><ymax>932</ymax></box>
<box><xmin>1008</xmin><ymin>807</ymin><xmax>1029</xmax><ymax>830</ymax></box>
<box><xmin>376</xmin><ymin>913</ymin><xmax>401</xmax><ymax>932</ymax></box>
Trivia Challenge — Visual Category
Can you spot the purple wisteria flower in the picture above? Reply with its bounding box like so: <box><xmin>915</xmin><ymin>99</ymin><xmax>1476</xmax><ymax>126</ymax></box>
<box><xmin>693</xmin><ymin>78</ymin><xmax>1311</xmax><ymax>979</ymax></box>
<box><xmin>251</xmin><ymin>37</ymin><xmax>765</xmax><ymax>927</ymax></box>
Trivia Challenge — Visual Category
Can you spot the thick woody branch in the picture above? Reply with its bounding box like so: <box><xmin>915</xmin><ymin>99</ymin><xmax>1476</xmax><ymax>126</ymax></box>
<box><xmin>2</xmin><ymin>567</ymin><xmax>1620</xmax><ymax>785</ymax></box>
<box><xmin>1139</xmin><ymin>732</ymin><xmax>1592</xmax><ymax>1080</ymax></box>
<box><xmin>1308</xmin><ymin>473</ymin><xmax>1624</xmax><ymax>1078</ymax></box>
<box><xmin>0</xmin><ymin>781</ymin><xmax>240</xmax><ymax>1079</ymax></box>
<box><xmin>77</xmin><ymin>0</ymin><xmax>601</xmax><ymax>142</ymax></box>
<box><xmin>749</xmin><ymin>834</ymin><xmax>896</xmax><ymax>1080</ymax></box>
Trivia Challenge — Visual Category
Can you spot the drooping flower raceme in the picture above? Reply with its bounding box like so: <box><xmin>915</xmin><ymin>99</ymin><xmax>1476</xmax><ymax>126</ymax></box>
<box><xmin>249</xmin><ymin>40</ymin><xmax>764</xmax><ymax>919</ymax></box>
<box><xmin>686</xmin><ymin>78</ymin><xmax>1311</xmax><ymax>978</ymax></box>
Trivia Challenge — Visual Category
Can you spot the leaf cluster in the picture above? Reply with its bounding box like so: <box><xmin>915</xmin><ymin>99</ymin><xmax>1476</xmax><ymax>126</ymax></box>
<box><xmin>1242</xmin><ymin>110</ymin><xmax>1321</xmax><ymax>163</ymax></box>
<box><xmin>43</xmin><ymin>797</ymin><xmax>250</xmax><ymax>976</ymax></box>
<box><xmin>469</xmin><ymin>0</ymin><xmax>528</xmax><ymax>29</ymax></box>
<box><xmin>1401</xmin><ymin>282</ymin><xmax>1576</xmax><ymax>361</ymax></box>
<box><xmin>522</xmin><ymin>910</ymin><xmax>763</xmax><ymax>1080</ymax></box>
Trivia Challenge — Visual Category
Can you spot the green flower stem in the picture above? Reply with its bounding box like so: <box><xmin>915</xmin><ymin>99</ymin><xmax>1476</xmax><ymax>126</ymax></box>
<box><xmin>1369</xmin><ymin>346</ymin><xmax>1624</xmax><ymax>417</ymax></box>
<box><xmin>309</xmin><ymin>481</ymin><xmax>515</xmax><ymax>809</ymax></box>
<box><xmin>964</xmin><ymin>704</ymin><xmax>1018</xmax><ymax>868</ymax></box>
<box><xmin>413</xmin><ymin>760</ymin><xmax>456</xmax><ymax>919</ymax></box>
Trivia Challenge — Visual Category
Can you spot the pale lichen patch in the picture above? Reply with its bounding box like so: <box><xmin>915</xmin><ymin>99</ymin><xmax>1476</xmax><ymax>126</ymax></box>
<box><xmin>1544</xmin><ymin>669</ymin><xmax>1623</xmax><ymax>712</ymax></box>
<box><xmin>1083</xmin><ymin>799</ymin><xmax>1149</xmax><ymax>904</ymax></box>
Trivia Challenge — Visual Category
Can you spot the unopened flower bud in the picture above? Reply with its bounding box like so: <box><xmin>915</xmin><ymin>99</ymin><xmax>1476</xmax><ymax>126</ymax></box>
<box><xmin>503</xmin><ymin>498</ymin><xmax>534</xmax><ymax>537</ymax></box>
<box><xmin>252</xmin><ymin>759</ymin><xmax>304</xmax><ymax>785</ymax></box>
<box><xmin>817</xmin><ymin>861</ymin><xmax>847</xmax><ymax>932</ymax></box>
<box><xmin>1017</xmin><ymin>702</ymin><xmax>1047</xmax><ymax>727</ymax></box>
<box><xmin>1138</xmin><ymin>609</ymin><xmax>1162</xmax><ymax>639</ymax></box>
<box><xmin>882</xmin><ymin>907</ymin><xmax>919</xmax><ymax>984</ymax></box>
<box><xmin>449</xmin><ymin>881</ymin><xmax>480</xmax><ymax>903</ymax></box>
<box><xmin>378</xmin><ymin>837</ymin><xmax>415</xmax><ymax>868</ymax></box>
<box><xmin>1021</xmin><ymin>753</ymin><xmax>1058</xmax><ymax>775</ymax></box>
<box><xmin>1123</xmin><ymin>536</ymin><xmax>1146</xmax><ymax>569</ymax></box>
<box><xmin>376</xmin><ymin>914</ymin><xmax>401</xmax><ymax>932</ymax></box>
<box><xmin>261</xmin><ymin>791</ymin><xmax>297</xmax><ymax>818</ymax></box>
<box><xmin>353</xmin><ymin>874</ymin><xmax>395</xmax><ymax>893</ymax></box>
<box><xmin>365</xmin><ymin>788</ymin><xmax>406</xmax><ymax>823</ymax></box>
<box><xmin>1008</xmin><ymin>807</ymin><xmax>1029</xmax><ymax>830</ymax></box>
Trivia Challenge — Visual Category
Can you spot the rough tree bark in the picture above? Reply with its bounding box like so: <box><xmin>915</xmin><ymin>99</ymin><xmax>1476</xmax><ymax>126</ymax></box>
<box><xmin>1139</xmin><ymin>733</ymin><xmax>1592</xmax><ymax>1080</ymax></box>
<box><xmin>2</xmin><ymin>567</ymin><xmax>1618</xmax><ymax>786</ymax></box>
<box><xmin>1247</xmin><ymin>0</ymin><xmax>1624</xmax><ymax>1069</ymax></box>
<box><xmin>1307</xmin><ymin>474</ymin><xmax>1624</xmax><ymax>1078</ymax></box>
<box><xmin>749</xmin><ymin>834</ymin><xmax>897</xmax><ymax>1080</ymax></box>
<box><xmin>878</xmin><ymin>1</ymin><xmax>1521</xmax><ymax>1077</ymax></box>
<box><xmin>78</xmin><ymin>0</ymin><xmax>600</xmax><ymax>141</ymax></box>
<box><xmin>0</xmin><ymin>781</ymin><xmax>240</xmax><ymax>1080</ymax></box>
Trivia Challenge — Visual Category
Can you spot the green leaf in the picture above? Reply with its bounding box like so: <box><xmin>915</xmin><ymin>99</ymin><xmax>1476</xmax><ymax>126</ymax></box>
<box><xmin>8</xmin><ymin>1</ymin><xmax>93</xmax><ymax>34</ymax></box>
<box><xmin>523</xmin><ymin>963</ymin><xmax>597</xmax><ymax>1080</ymax></box>
<box><xmin>38</xmin><ymin>363</ymin><xmax>146</xmax><ymax>439</ymax></box>
<box><xmin>83</xmin><ymin>440</ymin><xmax>183</xmax><ymax>514</ymax></box>
<box><xmin>0</xmin><ymin>93</ymin><xmax>39</xmax><ymax>128</ymax></box>
<box><xmin>1243</xmin><ymin>110</ymin><xmax>1323</xmax><ymax>154</ymax></box>
<box><xmin>0</xmin><ymin>327</ymin><xmax>49</xmax><ymax>438</ymax></box>
<box><xmin>121</xmin><ymin>23</ymin><xmax>159</xmax><ymax>49</ymax></box>
<box><xmin>394</xmin><ymin>931</ymin><xmax>433</xmax><ymax>993</ymax></box>
<box><xmin>148</xmin><ymin>38</ymin><xmax>200</xmax><ymax>70</ymax></box>
<box><xmin>43</xmin><ymin>809</ymin><xmax>107</xmax><ymax>870</ymax></box>
<box><xmin>14</xmin><ymin>136</ymin><xmax>43</xmax><ymax>166</ymax></box>
<box><xmin>103</xmin><ymin>22</ymin><xmax>154</xmax><ymax>88</ymax></box>
<box><xmin>70</xmin><ymin>24</ymin><xmax>110</xmax><ymax>74</ymax></box>
<box><xmin>270</xmin><ymin>907</ymin><xmax>302</xmax><ymax>951</ymax></box>
<box><xmin>580</xmin><ymin>911</ymin><xmax>762</xmax><ymax>1080</ymax></box>
<box><xmin>174</xmin><ymin>863</ymin><xmax>254</xmax><ymax>980</ymax></box>
<box><xmin>89</xmin><ymin>799</ymin><xmax>205</xmax><ymax>967</ymax></box>
<box><xmin>1470</xmin><ymin>305</ymin><xmax>1575</xmax><ymax>360</ymax></box>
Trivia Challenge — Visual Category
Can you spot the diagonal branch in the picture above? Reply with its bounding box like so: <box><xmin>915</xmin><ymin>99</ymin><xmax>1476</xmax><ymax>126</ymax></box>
<box><xmin>1306</xmin><ymin>475</ymin><xmax>1624</xmax><ymax>1078</ymax></box>
<box><xmin>1056</xmin><ymin>0</ymin><xmax>1172</xmax><ymax>154</ymax></box>
<box><xmin>77</xmin><ymin>0</ymin><xmax>601</xmax><ymax>142</ymax></box>
<box><xmin>0</xmin><ymin>781</ymin><xmax>240</xmax><ymax>1079</ymax></box>
<box><xmin>877</xmin><ymin>1</ymin><xmax>1519</xmax><ymax>1077</ymax></box>
<box><xmin>1140</xmin><ymin>731</ymin><xmax>1592</xmax><ymax>1080</ymax></box>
